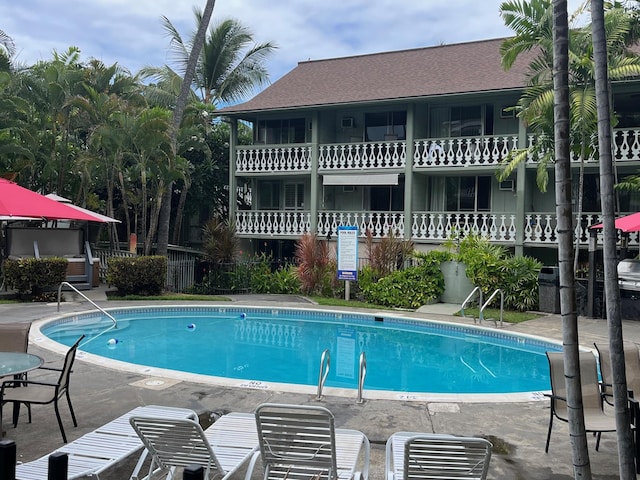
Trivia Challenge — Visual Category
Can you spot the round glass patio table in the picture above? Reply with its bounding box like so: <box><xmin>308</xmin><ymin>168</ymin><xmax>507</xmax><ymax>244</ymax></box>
<box><xmin>0</xmin><ymin>352</ymin><xmax>43</xmax><ymax>377</ymax></box>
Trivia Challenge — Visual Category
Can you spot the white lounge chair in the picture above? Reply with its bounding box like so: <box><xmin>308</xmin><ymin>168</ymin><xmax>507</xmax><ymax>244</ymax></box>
<box><xmin>385</xmin><ymin>432</ymin><xmax>492</xmax><ymax>480</ymax></box>
<box><xmin>251</xmin><ymin>403</ymin><xmax>370</xmax><ymax>480</ymax></box>
<box><xmin>15</xmin><ymin>405</ymin><xmax>197</xmax><ymax>480</ymax></box>
<box><xmin>129</xmin><ymin>411</ymin><xmax>258</xmax><ymax>480</ymax></box>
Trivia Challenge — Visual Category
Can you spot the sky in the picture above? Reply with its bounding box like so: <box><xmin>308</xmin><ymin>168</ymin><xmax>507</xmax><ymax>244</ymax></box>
<box><xmin>2</xmin><ymin>0</ymin><xmax>588</xmax><ymax>99</ymax></box>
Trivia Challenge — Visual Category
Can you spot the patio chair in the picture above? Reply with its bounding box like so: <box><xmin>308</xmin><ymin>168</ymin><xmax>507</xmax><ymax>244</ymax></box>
<box><xmin>0</xmin><ymin>321</ymin><xmax>31</xmax><ymax>353</ymax></box>
<box><xmin>594</xmin><ymin>341</ymin><xmax>640</xmax><ymax>403</ymax></box>
<box><xmin>0</xmin><ymin>321</ymin><xmax>31</xmax><ymax>383</ymax></box>
<box><xmin>545</xmin><ymin>351</ymin><xmax>617</xmax><ymax>453</ymax></box>
<box><xmin>129</xmin><ymin>412</ymin><xmax>259</xmax><ymax>480</ymax></box>
<box><xmin>385</xmin><ymin>432</ymin><xmax>492</xmax><ymax>480</ymax></box>
<box><xmin>15</xmin><ymin>405</ymin><xmax>197</xmax><ymax>480</ymax></box>
<box><xmin>251</xmin><ymin>403</ymin><xmax>370</xmax><ymax>480</ymax></box>
<box><xmin>0</xmin><ymin>334</ymin><xmax>84</xmax><ymax>443</ymax></box>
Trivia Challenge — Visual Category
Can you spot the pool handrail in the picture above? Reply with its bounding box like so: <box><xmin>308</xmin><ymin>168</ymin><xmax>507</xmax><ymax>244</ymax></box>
<box><xmin>480</xmin><ymin>289</ymin><xmax>504</xmax><ymax>328</ymax></box>
<box><xmin>316</xmin><ymin>349</ymin><xmax>330</xmax><ymax>400</ymax></box>
<box><xmin>57</xmin><ymin>282</ymin><xmax>117</xmax><ymax>327</ymax></box>
<box><xmin>357</xmin><ymin>351</ymin><xmax>367</xmax><ymax>404</ymax></box>
<box><xmin>461</xmin><ymin>287</ymin><xmax>483</xmax><ymax>323</ymax></box>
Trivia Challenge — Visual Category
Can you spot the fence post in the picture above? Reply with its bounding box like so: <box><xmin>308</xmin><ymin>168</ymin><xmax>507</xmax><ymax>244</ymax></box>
<box><xmin>183</xmin><ymin>464</ymin><xmax>204</xmax><ymax>480</ymax></box>
<box><xmin>47</xmin><ymin>452</ymin><xmax>68</xmax><ymax>480</ymax></box>
<box><xmin>0</xmin><ymin>440</ymin><xmax>16</xmax><ymax>480</ymax></box>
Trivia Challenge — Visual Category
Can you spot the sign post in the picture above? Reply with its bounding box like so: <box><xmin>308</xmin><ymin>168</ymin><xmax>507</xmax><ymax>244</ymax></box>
<box><xmin>337</xmin><ymin>226</ymin><xmax>358</xmax><ymax>300</ymax></box>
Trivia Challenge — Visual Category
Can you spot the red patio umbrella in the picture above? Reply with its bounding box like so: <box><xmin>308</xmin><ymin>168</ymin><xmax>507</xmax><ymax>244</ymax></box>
<box><xmin>0</xmin><ymin>178</ymin><xmax>106</xmax><ymax>222</ymax></box>
<box><xmin>590</xmin><ymin>212</ymin><xmax>640</xmax><ymax>233</ymax></box>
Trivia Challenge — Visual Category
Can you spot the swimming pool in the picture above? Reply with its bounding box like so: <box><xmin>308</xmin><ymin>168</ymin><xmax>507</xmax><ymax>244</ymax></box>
<box><xmin>38</xmin><ymin>306</ymin><xmax>561</xmax><ymax>401</ymax></box>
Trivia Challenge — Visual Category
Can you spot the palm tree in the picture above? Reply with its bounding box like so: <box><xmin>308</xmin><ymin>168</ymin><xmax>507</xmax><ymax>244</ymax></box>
<box><xmin>591</xmin><ymin>0</ymin><xmax>636</xmax><ymax>477</ymax></box>
<box><xmin>154</xmin><ymin>2</ymin><xmax>276</xmax><ymax>254</ymax></box>
<box><xmin>0</xmin><ymin>28</ymin><xmax>15</xmax><ymax>73</ymax></box>
<box><xmin>551</xmin><ymin>1</ymin><xmax>592</xmax><ymax>476</ymax></box>
<box><xmin>159</xmin><ymin>12</ymin><xmax>277</xmax><ymax>106</ymax></box>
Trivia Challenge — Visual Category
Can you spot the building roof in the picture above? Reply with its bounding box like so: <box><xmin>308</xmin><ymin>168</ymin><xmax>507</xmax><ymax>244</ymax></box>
<box><xmin>219</xmin><ymin>37</ymin><xmax>533</xmax><ymax>115</ymax></box>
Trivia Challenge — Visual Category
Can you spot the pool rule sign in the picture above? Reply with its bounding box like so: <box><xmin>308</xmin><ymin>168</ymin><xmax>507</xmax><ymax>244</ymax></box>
<box><xmin>337</xmin><ymin>225</ymin><xmax>358</xmax><ymax>300</ymax></box>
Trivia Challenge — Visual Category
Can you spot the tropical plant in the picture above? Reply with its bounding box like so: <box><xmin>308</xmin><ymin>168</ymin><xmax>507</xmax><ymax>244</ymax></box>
<box><xmin>294</xmin><ymin>233</ymin><xmax>332</xmax><ymax>295</ymax></box>
<box><xmin>202</xmin><ymin>217</ymin><xmax>239</xmax><ymax>264</ymax></box>
<box><xmin>364</xmin><ymin>229</ymin><xmax>415</xmax><ymax>279</ymax></box>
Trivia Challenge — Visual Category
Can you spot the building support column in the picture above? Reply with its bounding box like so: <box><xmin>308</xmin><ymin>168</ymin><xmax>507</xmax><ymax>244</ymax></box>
<box><xmin>514</xmin><ymin>118</ymin><xmax>527</xmax><ymax>256</ymax></box>
<box><xmin>310</xmin><ymin>112</ymin><xmax>320</xmax><ymax>233</ymax></box>
<box><xmin>228</xmin><ymin>118</ymin><xmax>238</xmax><ymax>225</ymax></box>
<box><xmin>404</xmin><ymin>105</ymin><xmax>415</xmax><ymax>240</ymax></box>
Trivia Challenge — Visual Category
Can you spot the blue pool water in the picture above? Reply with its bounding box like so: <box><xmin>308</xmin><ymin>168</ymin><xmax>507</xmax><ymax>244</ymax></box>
<box><xmin>42</xmin><ymin>306</ymin><xmax>561</xmax><ymax>394</ymax></box>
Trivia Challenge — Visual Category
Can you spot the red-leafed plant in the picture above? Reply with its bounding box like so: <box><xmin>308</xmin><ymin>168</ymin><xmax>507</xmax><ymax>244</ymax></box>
<box><xmin>294</xmin><ymin>233</ymin><xmax>333</xmax><ymax>295</ymax></box>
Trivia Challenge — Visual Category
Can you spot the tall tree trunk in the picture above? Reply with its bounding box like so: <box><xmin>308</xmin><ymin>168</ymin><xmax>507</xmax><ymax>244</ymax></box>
<box><xmin>172</xmin><ymin>182</ymin><xmax>190</xmax><ymax>245</ymax></box>
<box><xmin>156</xmin><ymin>0</ymin><xmax>217</xmax><ymax>255</ymax></box>
<box><xmin>553</xmin><ymin>1</ymin><xmax>592</xmax><ymax>478</ymax></box>
<box><xmin>591</xmin><ymin>0</ymin><xmax>636</xmax><ymax>477</ymax></box>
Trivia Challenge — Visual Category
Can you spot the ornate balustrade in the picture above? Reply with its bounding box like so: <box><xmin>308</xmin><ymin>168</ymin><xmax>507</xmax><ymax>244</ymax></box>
<box><xmin>235</xmin><ymin>144</ymin><xmax>311</xmax><ymax>173</ymax></box>
<box><xmin>411</xmin><ymin>212</ymin><xmax>517</xmax><ymax>242</ymax></box>
<box><xmin>236</xmin><ymin>210</ymin><xmax>311</xmax><ymax>236</ymax></box>
<box><xmin>318</xmin><ymin>141</ymin><xmax>406</xmax><ymax>170</ymax></box>
<box><xmin>413</xmin><ymin>135</ymin><xmax>519</xmax><ymax>168</ymax></box>
<box><xmin>317</xmin><ymin>211</ymin><xmax>405</xmax><ymax>239</ymax></box>
<box><xmin>526</xmin><ymin>128</ymin><xmax>640</xmax><ymax>164</ymax></box>
<box><xmin>524</xmin><ymin>212</ymin><xmax>640</xmax><ymax>246</ymax></box>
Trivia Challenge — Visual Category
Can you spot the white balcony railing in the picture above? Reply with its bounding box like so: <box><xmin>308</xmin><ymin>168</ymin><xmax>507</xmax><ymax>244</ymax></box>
<box><xmin>318</xmin><ymin>141</ymin><xmax>406</xmax><ymax>170</ymax></box>
<box><xmin>236</xmin><ymin>210</ymin><xmax>311</xmax><ymax>236</ymax></box>
<box><xmin>317</xmin><ymin>211</ymin><xmax>405</xmax><ymax>239</ymax></box>
<box><xmin>236</xmin><ymin>144</ymin><xmax>311</xmax><ymax>173</ymax></box>
<box><xmin>414</xmin><ymin>135</ymin><xmax>519</xmax><ymax>168</ymax></box>
<box><xmin>411</xmin><ymin>212</ymin><xmax>517</xmax><ymax>243</ymax></box>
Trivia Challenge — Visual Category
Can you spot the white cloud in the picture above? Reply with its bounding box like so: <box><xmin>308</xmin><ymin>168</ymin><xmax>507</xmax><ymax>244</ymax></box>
<box><xmin>1</xmin><ymin>0</ymin><xmax>589</xmax><ymax>84</ymax></box>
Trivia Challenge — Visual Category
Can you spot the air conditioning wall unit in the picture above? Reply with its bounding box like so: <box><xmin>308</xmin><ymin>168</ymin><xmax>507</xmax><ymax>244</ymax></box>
<box><xmin>499</xmin><ymin>180</ymin><xmax>515</xmax><ymax>191</ymax></box>
<box><xmin>341</xmin><ymin>117</ymin><xmax>355</xmax><ymax>129</ymax></box>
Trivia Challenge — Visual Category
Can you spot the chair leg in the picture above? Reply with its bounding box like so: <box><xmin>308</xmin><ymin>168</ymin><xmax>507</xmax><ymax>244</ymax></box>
<box><xmin>595</xmin><ymin>432</ymin><xmax>602</xmax><ymax>451</ymax></box>
<box><xmin>65</xmin><ymin>390</ymin><xmax>77</xmax><ymax>427</ymax></box>
<box><xmin>545</xmin><ymin>411</ymin><xmax>554</xmax><ymax>453</ymax></box>
<box><xmin>54</xmin><ymin>400</ymin><xmax>67</xmax><ymax>443</ymax></box>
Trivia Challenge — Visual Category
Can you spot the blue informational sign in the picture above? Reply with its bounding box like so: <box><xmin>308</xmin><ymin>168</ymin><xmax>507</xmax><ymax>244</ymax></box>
<box><xmin>337</xmin><ymin>226</ymin><xmax>358</xmax><ymax>281</ymax></box>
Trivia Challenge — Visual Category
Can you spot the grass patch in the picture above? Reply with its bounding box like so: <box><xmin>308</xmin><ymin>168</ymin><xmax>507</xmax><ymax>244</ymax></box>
<box><xmin>310</xmin><ymin>297</ymin><xmax>393</xmax><ymax>310</ymax></box>
<box><xmin>0</xmin><ymin>298</ymin><xmax>20</xmax><ymax>304</ymax></box>
<box><xmin>456</xmin><ymin>307</ymin><xmax>542</xmax><ymax>324</ymax></box>
<box><xmin>106</xmin><ymin>292</ymin><xmax>231</xmax><ymax>301</ymax></box>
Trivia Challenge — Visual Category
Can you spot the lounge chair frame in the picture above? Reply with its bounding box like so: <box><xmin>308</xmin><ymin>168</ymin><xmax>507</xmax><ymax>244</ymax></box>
<box><xmin>385</xmin><ymin>431</ymin><xmax>492</xmax><ymax>480</ymax></box>
<box><xmin>252</xmin><ymin>403</ymin><xmax>370</xmax><ymax>480</ymax></box>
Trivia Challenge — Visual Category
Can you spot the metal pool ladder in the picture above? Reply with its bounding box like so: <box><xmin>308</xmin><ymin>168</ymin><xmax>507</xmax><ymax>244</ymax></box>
<box><xmin>57</xmin><ymin>282</ymin><xmax>117</xmax><ymax>347</ymax></box>
<box><xmin>357</xmin><ymin>352</ymin><xmax>367</xmax><ymax>404</ymax></box>
<box><xmin>316</xmin><ymin>349</ymin><xmax>331</xmax><ymax>400</ymax></box>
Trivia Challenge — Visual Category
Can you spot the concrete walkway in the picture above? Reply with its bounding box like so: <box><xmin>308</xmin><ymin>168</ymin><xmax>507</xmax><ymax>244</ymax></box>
<box><xmin>1</xmin><ymin>287</ymin><xmax>638</xmax><ymax>479</ymax></box>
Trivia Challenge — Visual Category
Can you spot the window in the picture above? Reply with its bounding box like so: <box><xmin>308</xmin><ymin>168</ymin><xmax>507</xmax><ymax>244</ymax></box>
<box><xmin>365</xmin><ymin>111</ymin><xmax>407</xmax><ymax>141</ymax></box>
<box><xmin>430</xmin><ymin>105</ymin><xmax>493</xmax><ymax>138</ymax></box>
<box><xmin>445</xmin><ymin>176</ymin><xmax>491</xmax><ymax>212</ymax></box>
<box><xmin>256</xmin><ymin>118</ymin><xmax>306</xmax><ymax>144</ymax></box>
<box><xmin>258</xmin><ymin>182</ymin><xmax>280</xmax><ymax>209</ymax></box>
<box><xmin>284</xmin><ymin>183</ymin><xmax>304</xmax><ymax>210</ymax></box>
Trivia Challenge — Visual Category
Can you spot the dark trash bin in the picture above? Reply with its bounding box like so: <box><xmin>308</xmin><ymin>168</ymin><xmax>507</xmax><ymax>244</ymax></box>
<box><xmin>539</xmin><ymin>266</ymin><xmax>561</xmax><ymax>314</ymax></box>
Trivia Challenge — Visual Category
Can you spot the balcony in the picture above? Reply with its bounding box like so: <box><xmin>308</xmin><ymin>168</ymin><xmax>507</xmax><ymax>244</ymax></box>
<box><xmin>236</xmin><ymin>144</ymin><xmax>311</xmax><ymax>173</ymax></box>
<box><xmin>234</xmin><ymin>128</ymin><xmax>640</xmax><ymax>175</ymax></box>
<box><xmin>413</xmin><ymin>135</ymin><xmax>519</xmax><ymax>168</ymax></box>
<box><xmin>318</xmin><ymin>141</ymin><xmax>406</xmax><ymax>170</ymax></box>
<box><xmin>236</xmin><ymin>210</ymin><xmax>311</xmax><ymax>236</ymax></box>
<box><xmin>411</xmin><ymin>212</ymin><xmax>517</xmax><ymax>243</ymax></box>
<box><xmin>317</xmin><ymin>211</ymin><xmax>405</xmax><ymax>239</ymax></box>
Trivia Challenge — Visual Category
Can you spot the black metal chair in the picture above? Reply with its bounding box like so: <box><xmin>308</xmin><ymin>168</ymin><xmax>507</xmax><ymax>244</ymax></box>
<box><xmin>0</xmin><ymin>335</ymin><xmax>84</xmax><ymax>443</ymax></box>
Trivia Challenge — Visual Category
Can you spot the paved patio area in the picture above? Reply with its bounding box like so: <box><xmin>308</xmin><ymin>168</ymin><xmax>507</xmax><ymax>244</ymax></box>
<box><xmin>1</xmin><ymin>288</ymin><xmax>638</xmax><ymax>479</ymax></box>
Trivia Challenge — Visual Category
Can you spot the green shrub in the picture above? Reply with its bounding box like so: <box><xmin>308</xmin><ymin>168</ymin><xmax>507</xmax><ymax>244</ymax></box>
<box><xmin>106</xmin><ymin>256</ymin><xmax>167</xmax><ymax>296</ymax></box>
<box><xmin>445</xmin><ymin>234</ymin><xmax>541</xmax><ymax>312</ymax></box>
<box><xmin>4</xmin><ymin>257</ymin><xmax>68</xmax><ymax>300</ymax></box>
<box><xmin>361</xmin><ymin>253</ymin><xmax>444</xmax><ymax>309</ymax></box>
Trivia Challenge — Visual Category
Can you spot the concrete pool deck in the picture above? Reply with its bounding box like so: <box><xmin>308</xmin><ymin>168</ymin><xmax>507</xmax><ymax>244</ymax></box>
<box><xmin>1</xmin><ymin>287</ymin><xmax>638</xmax><ymax>479</ymax></box>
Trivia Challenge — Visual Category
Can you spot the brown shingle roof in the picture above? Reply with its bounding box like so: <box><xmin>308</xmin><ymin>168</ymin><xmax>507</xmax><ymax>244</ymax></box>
<box><xmin>219</xmin><ymin>37</ymin><xmax>532</xmax><ymax>115</ymax></box>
